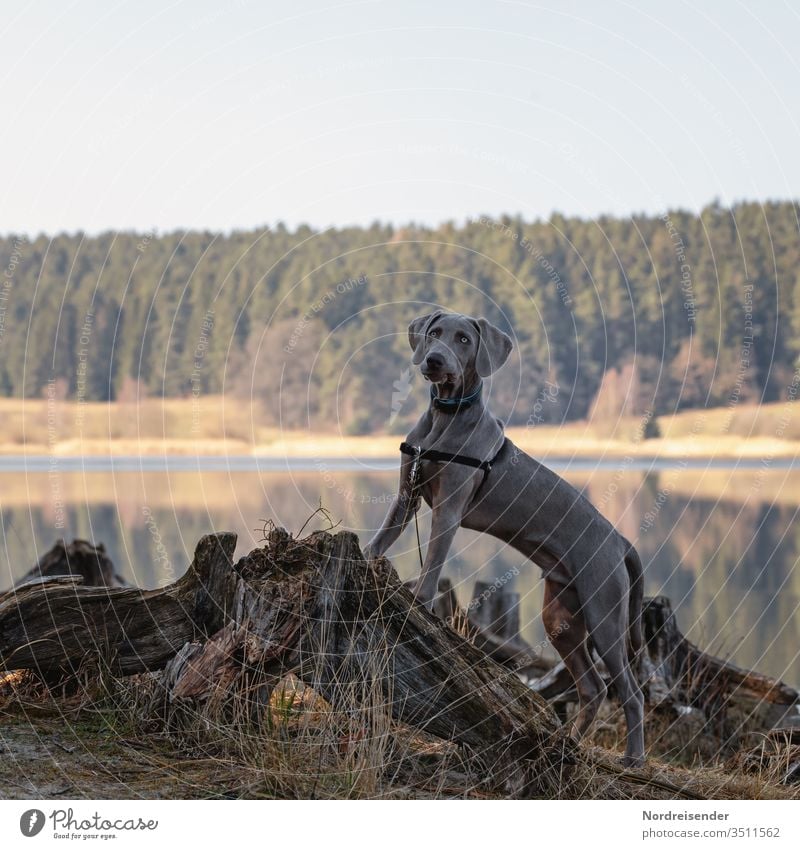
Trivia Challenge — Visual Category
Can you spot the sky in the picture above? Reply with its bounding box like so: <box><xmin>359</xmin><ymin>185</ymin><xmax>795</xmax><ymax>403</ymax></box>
<box><xmin>2</xmin><ymin>0</ymin><xmax>799</xmax><ymax>235</ymax></box>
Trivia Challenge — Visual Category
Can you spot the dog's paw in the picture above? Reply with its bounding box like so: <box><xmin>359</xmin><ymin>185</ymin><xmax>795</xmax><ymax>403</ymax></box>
<box><xmin>410</xmin><ymin>582</ymin><xmax>436</xmax><ymax>611</ymax></box>
<box><xmin>619</xmin><ymin>754</ymin><xmax>645</xmax><ymax>770</ymax></box>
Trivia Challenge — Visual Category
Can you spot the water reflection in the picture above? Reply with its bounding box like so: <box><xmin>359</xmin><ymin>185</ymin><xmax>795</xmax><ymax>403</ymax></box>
<box><xmin>1</xmin><ymin>463</ymin><xmax>798</xmax><ymax>685</ymax></box>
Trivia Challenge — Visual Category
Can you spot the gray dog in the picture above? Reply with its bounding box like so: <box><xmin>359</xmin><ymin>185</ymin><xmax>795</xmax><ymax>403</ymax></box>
<box><xmin>364</xmin><ymin>311</ymin><xmax>646</xmax><ymax>767</ymax></box>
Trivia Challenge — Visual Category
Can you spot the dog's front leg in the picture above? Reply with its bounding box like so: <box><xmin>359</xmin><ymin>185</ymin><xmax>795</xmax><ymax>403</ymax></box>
<box><xmin>413</xmin><ymin>489</ymin><xmax>470</xmax><ymax>610</ymax></box>
<box><xmin>363</xmin><ymin>454</ymin><xmax>417</xmax><ymax>560</ymax></box>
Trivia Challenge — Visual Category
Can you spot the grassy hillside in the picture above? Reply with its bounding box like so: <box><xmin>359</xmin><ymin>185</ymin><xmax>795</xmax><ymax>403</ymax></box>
<box><xmin>1</xmin><ymin>395</ymin><xmax>799</xmax><ymax>458</ymax></box>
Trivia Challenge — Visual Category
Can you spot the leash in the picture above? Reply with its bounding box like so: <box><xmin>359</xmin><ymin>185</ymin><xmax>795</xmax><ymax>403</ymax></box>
<box><xmin>401</xmin><ymin>445</ymin><xmax>425</xmax><ymax>572</ymax></box>
<box><xmin>402</xmin><ymin>379</ymin><xmax>504</xmax><ymax>570</ymax></box>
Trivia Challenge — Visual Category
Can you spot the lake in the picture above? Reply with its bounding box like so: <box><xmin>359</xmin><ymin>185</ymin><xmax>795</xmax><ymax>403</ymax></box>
<box><xmin>1</xmin><ymin>456</ymin><xmax>798</xmax><ymax>687</ymax></box>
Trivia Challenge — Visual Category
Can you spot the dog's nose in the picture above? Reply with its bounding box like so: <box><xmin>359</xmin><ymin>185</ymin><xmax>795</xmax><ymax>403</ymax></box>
<box><xmin>425</xmin><ymin>353</ymin><xmax>444</xmax><ymax>370</ymax></box>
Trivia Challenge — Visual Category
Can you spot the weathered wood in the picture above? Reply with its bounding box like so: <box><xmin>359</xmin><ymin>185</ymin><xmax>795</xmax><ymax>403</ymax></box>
<box><xmin>1</xmin><ymin>528</ymin><xmax>575</xmax><ymax>795</ymax></box>
<box><xmin>731</xmin><ymin>727</ymin><xmax>800</xmax><ymax>784</ymax></box>
<box><xmin>400</xmin><ymin>577</ymin><xmax>551</xmax><ymax>676</ymax></box>
<box><xmin>641</xmin><ymin>596</ymin><xmax>798</xmax><ymax>708</ymax></box>
<box><xmin>467</xmin><ymin>581</ymin><xmax>550</xmax><ymax>675</ymax></box>
<box><xmin>470</xmin><ymin>580</ymin><xmax>520</xmax><ymax>639</ymax></box>
<box><xmin>168</xmin><ymin>528</ymin><xmax>576</xmax><ymax>795</ymax></box>
<box><xmin>530</xmin><ymin>661</ymin><xmax>576</xmax><ymax>701</ymax></box>
<box><xmin>402</xmin><ymin>576</ymin><xmax>461</xmax><ymax>621</ymax></box>
<box><xmin>16</xmin><ymin>539</ymin><xmax>130</xmax><ymax>589</ymax></box>
<box><xmin>0</xmin><ymin>533</ymin><xmax>238</xmax><ymax>677</ymax></box>
<box><xmin>529</xmin><ymin>595</ymin><xmax>799</xmax><ymax>737</ymax></box>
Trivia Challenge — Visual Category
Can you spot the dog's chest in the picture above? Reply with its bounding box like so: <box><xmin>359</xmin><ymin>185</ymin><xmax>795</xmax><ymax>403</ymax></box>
<box><xmin>415</xmin><ymin>456</ymin><xmax>480</xmax><ymax>508</ymax></box>
<box><xmin>416</xmin><ymin>460</ymin><xmax>443</xmax><ymax>505</ymax></box>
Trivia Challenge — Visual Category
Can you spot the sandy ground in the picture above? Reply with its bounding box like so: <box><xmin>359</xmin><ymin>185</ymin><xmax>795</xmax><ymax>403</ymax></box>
<box><xmin>0</xmin><ymin>710</ymin><xmax>263</xmax><ymax>800</ymax></box>
<box><xmin>1</xmin><ymin>430</ymin><xmax>798</xmax><ymax>460</ymax></box>
<box><xmin>2</xmin><ymin>396</ymin><xmax>799</xmax><ymax>459</ymax></box>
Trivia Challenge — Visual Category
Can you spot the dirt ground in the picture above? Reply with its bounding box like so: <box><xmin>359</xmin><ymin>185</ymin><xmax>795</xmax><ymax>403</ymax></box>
<box><xmin>0</xmin><ymin>711</ymin><xmax>264</xmax><ymax>800</ymax></box>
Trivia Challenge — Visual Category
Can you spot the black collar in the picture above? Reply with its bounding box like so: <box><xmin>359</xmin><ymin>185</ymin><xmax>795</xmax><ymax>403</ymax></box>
<box><xmin>430</xmin><ymin>381</ymin><xmax>482</xmax><ymax>413</ymax></box>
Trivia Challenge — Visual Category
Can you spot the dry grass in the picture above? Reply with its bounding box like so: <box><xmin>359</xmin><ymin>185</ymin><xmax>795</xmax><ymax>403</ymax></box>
<box><xmin>1</xmin><ymin>396</ymin><xmax>799</xmax><ymax>458</ymax></box>
<box><xmin>1</xmin><ymin>653</ymin><xmax>488</xmax><ymax>799</ymax></box>
<box><xmin>3</xmin><ymin>649</ymin><xmax>799</xmax><ymax>800</ymax></box>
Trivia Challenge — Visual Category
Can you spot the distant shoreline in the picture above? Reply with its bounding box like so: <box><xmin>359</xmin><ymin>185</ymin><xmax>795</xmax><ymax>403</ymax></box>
<box><xmin>1</xmin><ymin>430</ymin><xmax>799</xmax><ymax>464</ymax></box>
<box><xmin>2</xmin><ymin>432</ymin><xmax>800</xmax><ymax>462</ymax></box>
<box><xmin>2</xmin><ymin>395</ymin><xmax>799</xmax><ymax>461</ymax></box>
<box><xmin>1</xmin><ymin>453</ymin><xmax>798</xmax><ymax>472</ymax></box>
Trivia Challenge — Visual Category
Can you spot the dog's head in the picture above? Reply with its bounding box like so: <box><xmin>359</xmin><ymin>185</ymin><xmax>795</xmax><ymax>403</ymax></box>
<box><xmin>407</xmin><ymin>311</ymin><xmax>512</xmax><ymax>390</ymax></box>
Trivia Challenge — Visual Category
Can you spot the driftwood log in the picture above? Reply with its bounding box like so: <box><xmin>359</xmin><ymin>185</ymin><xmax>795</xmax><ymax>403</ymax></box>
<box><xmin>0</xmin><ymin>534</ymin><xmax>237</xmax><ymax>677</ymax></box>
<box><xmin>640</xmin><ymin>596</ymin><xmax>798</xmax><ymax>708</ymax></box>
<box><xmin>402</xmin><ymin>577</ymin><xmax>551</xmax><ymax>676</ymax></box>
<box><xmin>532</xmin><ymin>595</ymin><xmax>799</xmax><ymax>743</ymax></box>
<box><xmin>0</xmin><ymin>529</ymin><xmax>574</xmax><ymax>797</ymax></box>
<box><xmin>16</xmin><ymin>539</ymin><xmax>129</xmax><ymax>589</ymax></box>
<box><xmin>731</xmin><ymin>727</ymin><xmax>800</xmax><ymax>785</ymax></box>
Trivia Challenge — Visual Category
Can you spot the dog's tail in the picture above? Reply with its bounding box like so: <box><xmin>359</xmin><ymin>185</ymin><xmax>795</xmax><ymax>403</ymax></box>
<box><xmin>624</xmin><ymin>544</ymin><xmax>644</xmax><ymax>664</ymax></box>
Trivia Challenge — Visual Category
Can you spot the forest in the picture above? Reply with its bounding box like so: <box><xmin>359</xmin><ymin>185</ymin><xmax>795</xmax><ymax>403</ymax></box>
<box><xmin>1</xmin><ymin>200</ymin><xmax>798</xmax><ymax>434</ymax></box>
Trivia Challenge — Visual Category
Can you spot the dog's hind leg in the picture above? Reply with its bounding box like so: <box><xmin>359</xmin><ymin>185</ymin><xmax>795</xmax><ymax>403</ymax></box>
<box><xmin>582</xmin><ymin>595</ymin><xmax>645</xmax><ymax>768</ymax></box>
<box><xmin>542</xmin><ymin>579</ymin><xmax>606</xmax><ymax>739</ymax></box>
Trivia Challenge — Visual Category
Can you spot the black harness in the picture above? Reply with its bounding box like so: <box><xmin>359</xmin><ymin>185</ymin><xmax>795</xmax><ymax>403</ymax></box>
<box><xmin>399</xmin><ymin>378</ymin><xmax>507</xmax><ymax>512</ymax></box>
<box><xmin>398</xmin><ymin>439</ymin><xmax>508</xmax><ymax>537</ymax></box>
<box><xmin>397</xmin><ymin>384</ymin><xmax>507</xmax><ymax>566</ymax></box>
<box><xmin>399</xmin><ymin>439</ymin><xmax>507</xmax><ymax>491</ymax></box>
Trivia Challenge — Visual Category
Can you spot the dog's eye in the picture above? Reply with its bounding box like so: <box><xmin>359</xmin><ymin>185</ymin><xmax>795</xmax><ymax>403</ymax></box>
<box><xmin>429</xmin><ymin>328</ymin><xmax>440</xmax><ymax>337</ymax></box>
<box><xmin>459</xmin><ymin>335</ymin><xmax>469</xmax><ymax>344</ymax></box>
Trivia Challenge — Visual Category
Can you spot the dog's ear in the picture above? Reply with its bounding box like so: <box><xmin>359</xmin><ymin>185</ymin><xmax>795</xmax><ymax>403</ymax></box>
<box><xmin>408</xmin><ymin>311</ymin><xmax>443</xmax><ymax>364</ymax></box>
<box><xmin>473</xmin><ymin>318</ymin><xmax>513</xmax><ymax>377</ymax></box>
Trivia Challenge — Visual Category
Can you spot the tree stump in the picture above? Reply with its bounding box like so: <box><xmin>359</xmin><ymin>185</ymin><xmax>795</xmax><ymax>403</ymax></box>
<box><xmin>527</xmin><ymin>595</ymin><xmax>799</xmax><ymax>741</ymax></box>
<box><xmin>0</xmin><ymin>533</ymin><xmax>237</xmax><ymax>678</ymax></box>
<box><xmin>641</xmin><ymin>596</ymin><xmax>798</xmax><ymax>707</ymax></box>
<box><xmin>0</xmin><ymin>528</ymin><xmax>576</xmax><ymax>797</ymax></box>
<box><xmin>400</xmin><ymin>577</ymin><xmax>552</xmax><ymax>677</ymax></box>
<box><xmin>467</xmin><ymin>580</ymin><xmax>550</xmax><ymax>676</ymax></box>
<box><xmin>15</xmin><ymin>539</ymin><xmax>130</xmax><ymax>589</ymax></box>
